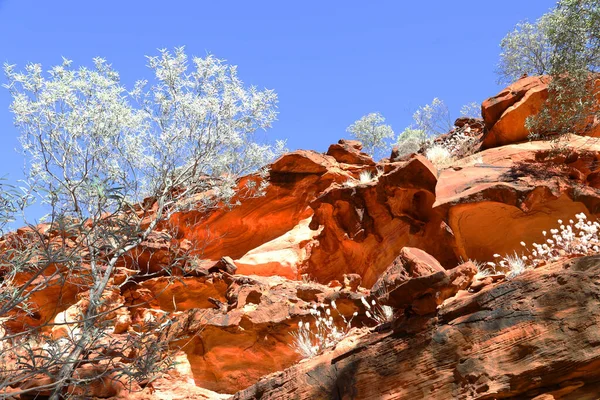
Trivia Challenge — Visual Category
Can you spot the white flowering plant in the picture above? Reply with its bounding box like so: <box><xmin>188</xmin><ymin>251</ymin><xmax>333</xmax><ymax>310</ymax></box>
<box><xmin>360</xmin><ymin>296</ymin><xmax>394</xmax><ymax>325</ymax></box>
<box><xmin>290</xmin><ymin>297</ymin><xmax>394</xmax><ymax>359</ymax></box>
<box><xmin>486</xmin><ymin>213</ymin><xmax>600</xmax><ymax>279</ymax></box>
<box><xmin>290</xmin><ymin>301</ymin><xmax>358</xmax><ymax>359</ymax></box>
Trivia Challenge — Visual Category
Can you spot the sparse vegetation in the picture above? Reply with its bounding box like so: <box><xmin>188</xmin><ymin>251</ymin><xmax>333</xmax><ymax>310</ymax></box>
<box><xmin>346</xmin><ymin>112</ymin><xmax>395</xmax><ymax>160</ymax></box>
<box><xmin>290</xmin><ymin>297</ymin><xmax>394</xmax><ymax>359</ymax></box>
<box><xmin>425</xmin><ymin>144</ymin><xmax>453</xmax><ymax>168</ymax></box>
<box><xmin>342</xmin><ymin>169</ymin><xmax>379</xmax><ymax>188</ymax></box>
<box><xmin>1</xmin><ymin>47</ymin><xmax>282</xmax><ymax>399</ymax></box>
<box><xmin>486</xmin><ymin>213</ymin><xmax>600</xmax><ymax>279</ymax></box>
<box><xmin>395</xmin><ymin>98</ymin><xmax>481</xmax><ymax>162</ymax></box>
<box><xmin>498</xmin><ymin>0</ymin><xmax>600</xmax><ymax>144</ymax></box>
<box><xmin>290</xmin><ymin>301</ymin><xmax>357</xmax><ymax>359</ymax></box>
<box><xmin>360</xmin><ymin>296</ymin><xmax>394</xmax><ymax>325</ymax></box>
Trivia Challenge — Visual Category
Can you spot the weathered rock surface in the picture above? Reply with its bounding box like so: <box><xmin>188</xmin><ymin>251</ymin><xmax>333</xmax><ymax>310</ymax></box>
<box><xmin>233</xmin><ymin>255</ymin><xmax>600</xmax><ymax>399</ymax></box>
<box><xmin>481</xmin><ymin>75</ymin><xmax>600</xmax><ymax>149</ymax></box>
<box><xmin>305</xmin><ymin>155</ymin><xmax>457</xmax><ymax>287</ymax></box>
<box><xmin>435</xmin><ymin>136</ymin><xmax>600</xmax><ymax>263</ymax></box>
<box><xmin>326</xmin><ymin>139</ymin><xmax>375</xmax><ymax>166</ymax></box>
<box><xmin>135</xmin><ymin>152</ymin><xmax>458</xmax><ymax>287</ymax></box>
<box><xmin>123</xmin><ymin>273</ymin><xmax>374</xmax><ymax>395</ymax></box>
<box><xmin>6</xmin><ymin>101</ymin><xmax>600</xmax><ymax>399</ymax></box>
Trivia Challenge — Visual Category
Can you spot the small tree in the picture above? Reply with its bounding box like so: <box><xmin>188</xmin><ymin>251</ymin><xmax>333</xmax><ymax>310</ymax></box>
<box><xmin>395</xmin><ymin>98</ymin><xmax>451</xmax><ymax>159</ymax></box>
<box><xmin>459</xmin><ymin>102</ymin><xmax>481</xmax><ymax>119</ymax></box>
<box><xmin>394</xmin><ymin>128</ymin><xmax>427</xmax><ymax>158</ymax></box>
<box><xmin>1</xmin><ymin>47</ymin><xmax>282</xmax><ymax>398</ymax></box>
<box><xmin>394</xmin><ymin>99</ymin><xmax>480</xmax><ymax>161</ymax></box>
<box><xmin>498</xmin><ymin>0</ymin><xmax>600</xmax><ymax>143</ymax></box>
<box><xmin>346</xmin><ymin>112</ymin><xmax>394</xmax><ymax>159</ymax></box>
<box><xmin>411</xmin><ymin>98</ymin><xmax>453</xmax><ymax>137</ymax></box>
<box><xmin>497</xmin><ymin>14</ymin><xmax>554</xmax><ymax>84</ymax></box>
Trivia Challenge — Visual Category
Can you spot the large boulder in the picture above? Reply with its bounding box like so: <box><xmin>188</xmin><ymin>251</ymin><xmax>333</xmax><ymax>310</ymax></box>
<box><xmin>304</xmin><ymin>155</ymin><xmax>458</xmax><ymax>287</ymax></box>
<box><xmin>481</xmin><ymin>76</ymin><xmax>550</xmax><ymax>149</ymax></box>
<box><xmin>481</xmin><ymin>75</ymin><xmax>600</xmax><ymax>149</ymax></box>
<box><xmin>434</xmin><ymin>136</ymin><xmax>600</xmax><ymax>263</ymax></box>
<box><xmin>370</xmin><ymin>247</ymin><xmax>446</xmax><ymax>296</ymax></box>
<box><xmin>326</xmin><ymin>139</ymin><xmax>375</xmax><ymax>166</ymax></box>
<box><xmin>232</xmin><ymin>255</ymin><xmax>600</xmax><ymax>399</ymax></box>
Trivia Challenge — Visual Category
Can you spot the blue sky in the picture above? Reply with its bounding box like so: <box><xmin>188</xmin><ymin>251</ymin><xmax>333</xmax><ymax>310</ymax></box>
<box><xmin>0</xmin><ymin>0</ymin><xmax>555</xmax><ymax>186</ymax></box>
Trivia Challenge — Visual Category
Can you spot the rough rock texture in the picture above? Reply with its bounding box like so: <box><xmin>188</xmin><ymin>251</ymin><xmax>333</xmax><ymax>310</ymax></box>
<box><xmin>481</xmin><ymin>75</ymin><xmax>600</xmax><ymax>149</ymax></box>
<box><xmin>6</xmin><ymin>95</ymin><xmax>600</xmax><ymax>399</ymax></box>
<box><xmin>326</xmin><ymin>139</ymin><xmax>375</xmax><ymax>166</ymax></box>
<box><xmin>305</xmin><ymin>155</ymin><xmax>457</xmax><ymax>287</ymax></box>
<box><xmin>136</xmin><ymin>152</ymin><xmax>457</xmax><ymax>287</ymax></box>
<box><xmin>370</xmin><ymin>246</ymin><xmax>446</xmax><ymax>296</ymax></box>
<box><xmin>233</xmin><ymin>255</ymin><xmax>600</xmax><ymax>399</ymax></box>
<box><xmin>380</xmin><ymin>261</ymin><xmax>476</xmax><ymax>316</ymax></box>
<box><xmin>434</xmin><ymin>136</ymin><xmax>600</xmax><ymax>263</ymax></box>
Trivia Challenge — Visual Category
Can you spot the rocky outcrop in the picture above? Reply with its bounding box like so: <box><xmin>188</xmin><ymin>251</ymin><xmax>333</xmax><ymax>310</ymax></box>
<box><xmin>6</xmin><ymin>105</ymin><xmax>600</xmax><ymax>398</ymax></box>
<box><xmin>326</xmin><ymin>139</ymin><xmax>375</xmax><ymax>166</ymax></box>
<box><xmin>134</xmin><ymin>151</ymin><xmax>458</xmax><ymax>287</ymax></box>
<box><xmin>123</xmin><ymin>273</ymin><xmax>376</xmax><ymax>394</ymax></box>
<box><xmin>304</xmin><ymin>155</ymin><xmax>457</xmax><ymax>287</ymax></box>
<box><xmin>233</xmin><ymin>255</ymin><xmax>600</xmax><ymax>399</ymax></box>
<box><xmin>481</xmin><ymin>75</ymin><xmax>600</xmax><ymax>149</ymax></box>
<box><xmin>434</xmin><ymin>136</ymin><xmax>600</xmax><ymax>263</ymax></box>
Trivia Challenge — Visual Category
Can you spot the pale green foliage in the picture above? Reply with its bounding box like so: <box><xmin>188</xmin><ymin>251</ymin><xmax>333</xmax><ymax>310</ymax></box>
<box><xmin>499</xmin><ymin>0</ymin><xmax>600</xmax><ymax>141</ymax></box>
<box><xmin>346</xmin><ymin>112</ymin><xmax>394</xmax><ymax>159</ymax></box>
<box><xmin>395</xmin><ymin>99</ymin><xmax>479</xmax><ymax>160</ymax></box>
<box><xmin>2</xmin><ymin>47</ymin><xmax>282</xmax><ymax>398</ymax></box>
<box><xmin>546</xmin><ymin>0</ymin><xmax>600</xmax><ymax>75</ymax></box>
<box><xmin>497</xmin><ymin>14</ymin><xmax>554</xmax><ymax>84</ymax></box>
<box><xmin>530</xmin><ymin>0</ymin><xmax>600</xmax><ymax>141</ymax></box>
<box><xmin>394</xmin><ymin>128</ymin><xmax>427</xmax><ymax>159</ymax></box>
<box><xmin>459</xmin><ymin>102</ymin><xmax>481</xmax><ymax>118</ymax></box>
<box><xmin>4</xmin><ymin>47</ymin><xmax>283</xmax><ymax>218</ymax></box>
<box><xmin>394</xmin><ymin>98</ymin><xmax>450</xmax><ymax>160</ymax></box>
<box><xmin>498</xmin><ymin>0</ymin><xmax>600</xmax><ymax>85</ymax></box>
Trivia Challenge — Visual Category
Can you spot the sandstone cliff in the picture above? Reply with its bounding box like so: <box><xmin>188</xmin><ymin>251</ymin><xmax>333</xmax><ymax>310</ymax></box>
<box><xmin>4</xmin><ymin>77</ymin><xmax>600</xmax><ymax>399</ymax></box>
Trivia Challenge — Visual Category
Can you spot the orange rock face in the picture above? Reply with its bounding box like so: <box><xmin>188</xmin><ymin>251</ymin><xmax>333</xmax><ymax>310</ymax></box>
<box><xmin>305</xmin><ymin>155</ymin><xmax>457</xmax><ymax>287</ymax></box>
<box><xmin>138</xmin><ymin>150</ymin><xmax>458</xmax><ymax>287</ymax></box>
<box><xmin>125</xmin><ymin>274</ymin><xmax>373</xmax><ymax>394</ymax></box>
<box><xmin>6</xmin><ymin>114</ymin><xmax>600</xmax><ymax>398</ymax></box>
<box><xmin>481</xmin><ymin>75</ymin><xmax>600</xmax><ymax>149</ymax></box>
<box><xmin>434</xmin><ymin>136</ymin><xmax>600</xmax><ymax>263</ymax></box>
<box><xmin>233</xmin><ymin>256</ymin><xmax>600</xmax><ymax>399</ymax></box>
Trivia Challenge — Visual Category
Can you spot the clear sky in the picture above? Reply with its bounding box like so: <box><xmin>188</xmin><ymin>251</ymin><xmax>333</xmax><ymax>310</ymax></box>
<box><xmin>0</xmin><ymin>0</ymin><xmax>555</xmax><ymax>186</ymax></box>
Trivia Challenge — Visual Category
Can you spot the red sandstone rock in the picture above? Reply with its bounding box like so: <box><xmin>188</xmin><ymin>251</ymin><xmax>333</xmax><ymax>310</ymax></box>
<box><xmin>326</xmin><ymin>139</ymin><xmax>375</xmax><ymax>166</ymax></box>
<box><xmin>379</xmin><ymin>260</ymin><xmax>476</xmax><ymax>315</ymax></box>
<box><xmin>232</xmin><ymin>255</ymin><xmax>600</xmax><ymax>399</ymax></box>
<box><xmin>434</xmin><ymin>136</ymin><xmax>600</xmax><ymax>263</ymax></box>
<box><xmin>7</xmin><ymin>128</ymin><xmax>600</xmax><ymax>399</ymax></box>
<box><xmin>304</xmin><ymin>155</ymin><xmax>457</xmax><ymax>287</ymax></box>
<box><xmin>482</xmin><ymin>75</ymin><xmax>549</xmax><ymax>132</ymax></box>
<box><xmin>481</xmin><ymin>75</ymin><xmax>600</xmax><ymax>149</ymax></box>
<box><xmin>370</xmin><ymin>246</ymin><xmax>446</xmax><ymax>296</ymax></box>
